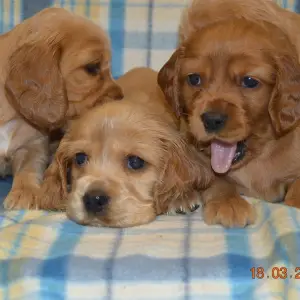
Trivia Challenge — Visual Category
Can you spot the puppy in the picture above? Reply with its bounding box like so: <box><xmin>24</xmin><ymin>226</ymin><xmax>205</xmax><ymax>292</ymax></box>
<box><xmin>158</xmin><ymin>0</ymin><xmax>300</xmax><ymax>227</ymax></box>
<box><xmin>40</xmin><ymin>68</ymin><xmax>213</xmax><ymax>227</ymax></box>
<box><xmin>1</xmin><ymin>8</ymin><xmax>122</xmax><ymax>209</ymax></box>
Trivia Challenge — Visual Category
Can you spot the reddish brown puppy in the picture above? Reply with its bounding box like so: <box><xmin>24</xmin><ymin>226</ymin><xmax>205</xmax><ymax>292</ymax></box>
<box><xmin>158</xmin><ymin>0</ymin><xmax>300</xmax><ymax>227</ymax></box>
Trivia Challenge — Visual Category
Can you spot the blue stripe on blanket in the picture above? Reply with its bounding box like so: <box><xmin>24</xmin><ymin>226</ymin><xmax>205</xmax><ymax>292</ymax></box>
<box><xmin>146</xmin><ymin>0</ymin><xmax>153</xmax><ymax>67</ymax></box>
<box><xmin>9</xmin><ymin>0</ymin><xmax>14</xmax><ymax>30</ymax></box>
<box><xmin>8</xmin><ymin>251</ymin><xmax>297</xmax><ymax>283</ymax></box>
<box><xmin>109</xmin><ymin>0</ymin><xmax>126</xmax><ymax>79</ymax></box>
<box><xmin>290</xmin><ymin>209</ymin><xmax>300</xmax><ymax>266</ymax></box>
<box><xmin>295</xmin><ymin>0</ymin><xmax>300</xmax><ymax>12</ymax></box>
<box><xmin>1</xmin><ymin>210</ymin><xmax>27</xmax><ymax>300</ymax></box>
<box><xmin>22</xmin><ymin>0</ymin><xmax>52</xmax><ymax>19</ymax></box>
<box><xmin>182</xmin><ymin>215</ymin><xmax>191</xmax><ymax>300</ymax></box>
<box><xmin>0</xmin><ymin>177</ymin><xmax>12</xmax><ymax>207</ymax></box>
<box><xmin>226</xmin><ymin>226</ymin><xmax>256</xmax><ymax>299</ymax></box>
<box><xmin>125</xmin><ymin>32</ymin><xmax>177</xmax><ymax>50</ymax></box>
<box><xmin>85</xmin><ymin>0</ymin><xmax>91</xmax><ymax>17</ymax></box>
<box><xmin>0</xmin><ymin>0</ymin><xmax>2</xmax><ymax>33</ymax></box>
<box><xmin>69</xmin><ymin>0</ymin><xmax>76</xmax><ymax>11</ymax></box>
<box><xmin>39</xmin><ymin>221</ymin><xmax>85</xmax><ymax>298</ymax></box>
<box><xmin>105</xmin><ymin>229</ymin><xmax>124</xmax><ymax>299</ymax></box>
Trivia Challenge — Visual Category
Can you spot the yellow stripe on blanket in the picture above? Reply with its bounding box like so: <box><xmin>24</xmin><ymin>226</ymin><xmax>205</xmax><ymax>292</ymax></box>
<box><xmin>1</xmin><ymin>0</ymin><xmax>22</xmax><ymax>31</ymax></box>
<box><xmin>0</xmin><ymin>212</ymin><xmax>65</xmax><ymax>259</ymax></box>
<box><xmin>52</xmin><ymin>0</ymin><xmax>101</xmax><ymax>21</ymax></box>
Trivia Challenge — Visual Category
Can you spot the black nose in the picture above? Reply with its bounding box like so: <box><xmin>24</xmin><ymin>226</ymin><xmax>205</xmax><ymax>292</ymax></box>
<box><xmin>83</xmin><ymin>190</ymin><xmax>110</xmax><ymax>213</ymax></box>
<box><xmin>201</xmin><ymin>112</ymin><xmax>228</xmax><ymax>133</ymax></box>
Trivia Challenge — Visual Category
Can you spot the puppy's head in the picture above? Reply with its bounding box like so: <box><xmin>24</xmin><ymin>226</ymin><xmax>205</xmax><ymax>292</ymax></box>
<box><xmin>158</xmin><ymin>17</ymin><xmax>300</xmax><ymax>174</ymax></box>
<box><xmin>5</xmin><ymin>8</ymin><xmax>123</xmax><ymax>132</ymax></box>
<box><xmin>46</xmin><ymin>95</ymin><xmax>213</xmax><ymax>227</ymax></box>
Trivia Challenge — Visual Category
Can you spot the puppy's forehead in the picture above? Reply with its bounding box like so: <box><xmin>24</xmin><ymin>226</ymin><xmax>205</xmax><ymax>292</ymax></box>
<box><xmin>72</xmin><ymin>102</ymin><xmax>165</xmax><ymax>144</ymax></box>
<box><xmin>185</xmin><ymin>19</ymin><xmax>286</xmax><ymax>58</ymax></box>
<box><xmin>27</xmin><ymin>8</ymin><xmax>110</xmax><ymax>50</ymax></box>
<box><xmin>63</xmin><ymin>19</ymin><xmax>109</xmax><ymax>46</ymax></box>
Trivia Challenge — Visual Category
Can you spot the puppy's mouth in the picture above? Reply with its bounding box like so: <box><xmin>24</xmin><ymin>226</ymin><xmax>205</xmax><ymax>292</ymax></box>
<box><xmin>210</xmin><ymin>140</ymin><xmax>246</xmax><ymax>174</ymax></box>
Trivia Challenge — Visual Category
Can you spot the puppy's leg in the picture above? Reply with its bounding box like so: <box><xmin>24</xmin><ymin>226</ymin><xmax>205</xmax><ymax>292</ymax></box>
<box><xmin>284</xmin><ymin>179</ymin><xmax>300</xmax><ymax>209</ymax></box>
<box><xmin>3</xmin><ymin>136</ymin><xmax>49</xmax><ymax>210</ymax></box>
<box><xmin>201</xmin><ymin>177</ymin><xmax>256</xmax><ymax>227</ymax></box>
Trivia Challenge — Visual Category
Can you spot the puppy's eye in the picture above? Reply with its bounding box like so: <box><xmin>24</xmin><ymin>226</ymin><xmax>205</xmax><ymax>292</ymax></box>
<box><xmin>84</xmin><ymin>62</ymin><xmax>100</xmax><ymax>76</ymax></box>
<box><xmin>127</xmin><ymin>155</ymin><xmax>145</xmax><ymax>170</ymax></box>
<box><xmin>241</xmin><ymin>76</ymin><xmax>260</xmax><ymax>88</ymax></box>
<box><xmin>187</xmin><ymin>73</ymin><xmax>202</xmax><ymax>87</ymax></box>
<box><xmin>75</xmin><ymin>152</ymin><xmax>88</xmax><ymax>166</ymax></box>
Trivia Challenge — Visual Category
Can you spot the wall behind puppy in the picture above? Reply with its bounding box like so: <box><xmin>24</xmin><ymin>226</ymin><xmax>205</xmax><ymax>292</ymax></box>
<box><xmin>0</xmin><ymin>0</ymin><xmax>298</xmax><ymax>79</ymax></box>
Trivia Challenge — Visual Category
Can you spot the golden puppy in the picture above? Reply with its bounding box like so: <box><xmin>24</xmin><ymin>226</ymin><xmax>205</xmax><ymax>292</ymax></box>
<box><xmin>40</xmin><ymin>68</ymin><xmax>213</xmax><ymax>227</ymax></box>
<box><xmin>158</xmin><ymin>0</ymin><xmax>300</xmax><ymax>227</ymax></box>
<box><xmin>1</xmin><ymin>8</ymin><xmax>122</xmax><ymax>210</ymax></box>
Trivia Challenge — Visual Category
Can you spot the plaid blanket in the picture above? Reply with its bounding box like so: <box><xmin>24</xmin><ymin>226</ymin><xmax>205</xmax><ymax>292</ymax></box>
<box><xmin>1</xmin><ymin>189</ymin><xmax>300</xmax><ymax>299</ymax></box>
<box><xmin>1</xmin><ymin>0</ymin><xmax>300</xmax><ymax>299</ymax></box>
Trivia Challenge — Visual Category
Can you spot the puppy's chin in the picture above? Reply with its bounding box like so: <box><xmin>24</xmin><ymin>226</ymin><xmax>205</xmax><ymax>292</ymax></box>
<box><xmin>67</xmin><ymin>208</ymin><xmax>156</xmax><ymax>228</ymax></box>
<box><xmin>93</xmin><ymin>210</ymin><xmax>156</xmax><ymax>228</ymax></box>
<box><xmin>66</xmin><ymin>193</ymin><xmax>156</xmax><ymax>228</ymax></box>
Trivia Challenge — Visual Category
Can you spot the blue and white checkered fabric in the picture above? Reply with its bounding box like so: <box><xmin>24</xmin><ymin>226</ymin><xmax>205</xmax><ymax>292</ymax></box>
<box><xmin>51</xmin><ymin>0</ymin><xmax>187</xmax><ymax>78</ymax></box>
<box><xmin>1</xmin><ymin>195</ymin><xmax>300</xmax><ymax>299</ymax></box>
<box><xmin>1</xmin><ymin>0</ymin><xmax>300</xmax><ymax>299</ymax></box>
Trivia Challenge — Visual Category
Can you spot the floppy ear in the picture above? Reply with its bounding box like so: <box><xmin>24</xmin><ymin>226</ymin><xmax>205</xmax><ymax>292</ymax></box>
<box><xmin>157</xmin><ymin>49</ymin><xmax>182</xmax><ymax>118</ymax></box>
<box><xmin>5</xmin><ymin>42</ymin><xmax>68</xmax><ymax>132</ymax></box>
<box><xmin>38</xmin><ymin>138</ymin><xmax>70</xmax><ymax>210</ymax></box>
<box><xmin>268</xmin><ymin>54</ymin><xmax>300</xmax><ymax>136</ymax></box>
<box><xmin>67</xmin><ymin>67</ymin><xmax>124</xmax><ymax>117</ymax></box>
<box><xmin>98</xmin><ymin>65</ymin><xmax>124</xmax><ymax>101</ymax></box>
<box><xmin>100</xmin><ymin>77</ymin><xmax>124</xmax><ymax>102</ymax></box>
<box><xmin>154</xmin><ymin>139</ymin><xmax>213</xmax><ymax>214</ymax></box>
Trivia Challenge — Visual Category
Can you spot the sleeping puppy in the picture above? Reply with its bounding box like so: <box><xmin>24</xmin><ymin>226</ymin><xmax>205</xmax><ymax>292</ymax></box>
<box><xmin>158</xmin><ymin>0</ymin><xmax>300</xmax><ymax>227</ymax></box>
<box><xmin>39</xmin><ymin>67</ymin><xmax>213</xmax><ymax>227</ymax></box>
<box><xmin>1</xmin><ymin>8</ymin><xmax>122</xmax><ymax>209</ymax></box>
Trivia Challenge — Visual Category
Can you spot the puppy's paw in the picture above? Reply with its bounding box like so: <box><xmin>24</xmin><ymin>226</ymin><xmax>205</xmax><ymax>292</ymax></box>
<box><xmin>203</xmin><ymin>195</ymin><xmax>255</xmax><ymax>228</ymax></box>
<box><xmin>166</xmin><ymin>203</ymin><xmax>201</xmax><ymax>216</ymax></box>
<box><xmin>3</xmin><ymin>185</ymin><xmax>39</xmax><ymax>210</ymax></box>
<box><xmin>165</xmin><ymin>190</ymin><xmax>202</xmax><ymax>216</ymax></box>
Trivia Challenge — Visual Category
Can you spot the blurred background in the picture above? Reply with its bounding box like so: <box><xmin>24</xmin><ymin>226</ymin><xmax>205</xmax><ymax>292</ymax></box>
<box><xmin>0</xmin><ymin>0</ymin><xmax>297</xmax><ymax>80</ymax></box>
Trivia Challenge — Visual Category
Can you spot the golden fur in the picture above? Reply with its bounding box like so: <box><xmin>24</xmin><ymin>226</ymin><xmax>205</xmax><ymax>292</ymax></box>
<box><xmin>39</xmin><ymin>67</ymin><xmax>213</xmax><ymax>227</ymax></box>
<box><xmin>158</xmin><ymin>0</ymin><xmax>300</xmax><ymax>227</ymax></box>
<box><xmin>1</xmin><ymin>8</ymin><xmax>122</xmax><ymax>209</ymax></box>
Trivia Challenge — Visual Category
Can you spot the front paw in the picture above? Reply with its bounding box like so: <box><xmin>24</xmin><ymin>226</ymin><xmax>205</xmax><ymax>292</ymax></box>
<box><xmin>166</xmin><ymin>203</ymin><xmax>201</xmax><ymax>216</ymax></box>
<box><xmin>3</xmin><ymin>185</ymin><xmax>39</xmax><ymax>210</ymax></box>
<box><xmin>203</xmin><ymin>195</ymin><xmax>255</xmax><ymax>227</ymax></box>
<box><xmin>165</xmin><ymin>190</ymin><xmax>201</xmax><ymax>216</ymax></box>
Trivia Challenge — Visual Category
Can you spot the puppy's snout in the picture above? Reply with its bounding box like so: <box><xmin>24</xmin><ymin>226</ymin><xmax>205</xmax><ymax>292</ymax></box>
<box><xmin>83</xmin><ymin>189</ymin><xmax>110</xmax><ymax>213</ymax></box>
<box><xmin>201</xmin><ymin>111</ymin><xmax>228</xmax><ymax>133</ymax></box>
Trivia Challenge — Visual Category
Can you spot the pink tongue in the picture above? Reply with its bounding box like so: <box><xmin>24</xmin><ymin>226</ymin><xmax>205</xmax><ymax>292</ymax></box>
<box><xmin>211</xmin><ymin>141</ymin><xmax>237</xmax><ymax>174</ymax></box>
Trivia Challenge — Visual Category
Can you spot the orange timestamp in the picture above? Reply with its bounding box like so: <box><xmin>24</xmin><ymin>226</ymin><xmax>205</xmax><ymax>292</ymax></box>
<box><xmin>250</xmin><ymin>267</ymin><xmax>300</xmax><ymax>279</ymax></box>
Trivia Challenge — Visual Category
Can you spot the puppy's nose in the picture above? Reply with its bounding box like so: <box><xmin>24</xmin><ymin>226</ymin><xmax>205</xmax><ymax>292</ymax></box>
<box><xmin>83</xmin><ymin>190</ymin><xmax>110</xmax><ymax>213</ymax></box>
<box><xmin>201</xmin><ymin>112</ymin><xmax>228</xmax><ymax>133</ymax></box>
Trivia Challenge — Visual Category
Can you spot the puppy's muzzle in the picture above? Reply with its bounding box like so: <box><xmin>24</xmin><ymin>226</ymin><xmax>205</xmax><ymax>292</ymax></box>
<box><xmin>201</xmin><ymin>111</ymin><xmax>228</xmax><ymax>133</ymax></box>
<box><xmin>83</xmin><ymin>189</ymin><xmax>110</xmax><ymax>214</ymax></box>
